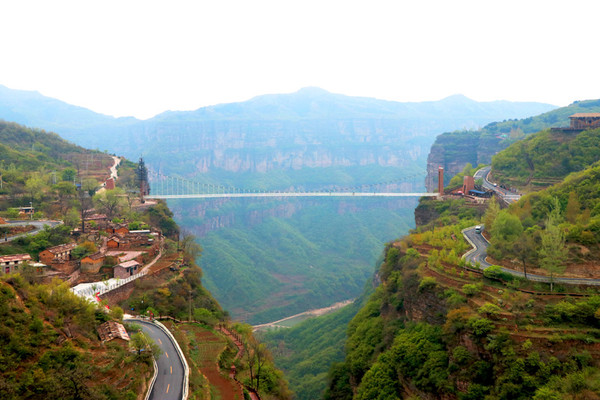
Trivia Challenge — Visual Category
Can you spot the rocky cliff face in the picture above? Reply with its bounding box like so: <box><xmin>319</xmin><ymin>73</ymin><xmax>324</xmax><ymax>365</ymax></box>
<box><xmin>138</xmin><ymin>118</ymin><xmax>438</xmax><ymax>177</ymax></box>
<box><xmin>425</xmin><ymin>131</ymin><xmax>505</xmax><ymax>191</ymax></box>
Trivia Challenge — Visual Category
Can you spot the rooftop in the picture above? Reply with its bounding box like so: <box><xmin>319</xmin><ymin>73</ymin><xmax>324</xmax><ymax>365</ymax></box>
<box><xmin>0</xmin><ymin>254</ymin><xmax>32</xmax><ymax>263</ymax></box>
<box><xmin>82</xmin><ymin>251</ymin><xmax>105</xmax><ymax>261</ymax></box>
<box><xmin>97</xmin><ymin>321</ymin><xmax>130</xmax><ymax>342</ymax></box>
<box><xmin>44</xmin><ymin>243</ymin><xmax>77</xmax><ymax>254</ymax></box>
<box><xmin>570</xmin><ymin>113</ymin><xmax>600</xmax><ymax>118</ymax></box>
<box><xmin>117</xmin><ymin>260</ymin><xmax>140</xmax><ymax>268</ymax></box>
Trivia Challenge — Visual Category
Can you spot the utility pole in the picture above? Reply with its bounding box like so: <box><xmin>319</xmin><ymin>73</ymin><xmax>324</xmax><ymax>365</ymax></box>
<box><xmin>188</xmin><ymin>290</ymin><xmax>192</xmax><ymax>322</ymax></box>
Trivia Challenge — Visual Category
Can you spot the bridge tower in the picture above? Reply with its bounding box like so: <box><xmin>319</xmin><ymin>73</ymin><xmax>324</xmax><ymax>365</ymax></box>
<box><xmin>136</xmin><ymin>157</ymin><xmax>150</xmax><ymax>203</ymax></box>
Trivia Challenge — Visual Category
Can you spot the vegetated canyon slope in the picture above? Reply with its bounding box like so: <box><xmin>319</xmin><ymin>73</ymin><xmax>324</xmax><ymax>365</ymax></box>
<box><xmin>326</xmin><ymin>126</ymin><xmax>600</xmax><ymax>399</ymax></box>
<box><xmin>0</xmin><ymin>86</ymin><xmax>557</xmax><ymax>324</ymax></box>
<box><xmin>259</xmin><ymin>120</ymin><xmax>600</xmax><ymax>399</ymax></box>
<box><xmin>0</xmin><ymin>122</ymin><xmax>290</xmax><ymax>400</ymax></box>
<box><xmin>425</xmin><ymin>98</ymin><xmax>600</xmax><ymax>191</ymax></box>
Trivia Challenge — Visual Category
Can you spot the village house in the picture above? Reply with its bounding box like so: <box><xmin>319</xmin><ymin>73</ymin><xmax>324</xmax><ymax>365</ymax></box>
<box><xmin>569</xmin><ymin>113</ymin><xmax>600</xmax><ymax>130</ymax></box>
<box><xmin>104</xmin><ymin>177</ymin><xmax>115</xmax><ymax>190</ymax></box>
<box><xmin>80</xmin><ymin>251</ymin><xmax>105</xmax><ymax>273</ymax></box>
<box><xmin>0</xmin><ymin>254</ymin><xmax>32</xmax><ymax>275</ymax></box>
<box><xmin>39</xmin><ymin>243</ymin><xmax>79</xmax><ymax>274</ymax></box>
<box><xmin>107</xmin><ymin>234</ymin><xmax>129</xmax><ymax>249</ymax></box>
<box><xmin>84</xmin><ymin>213</ymin><xmax>109</xmax><ymax>229</ymax></box>
<box><xmin>106</xmin><ymin>250</ymin><xmax>146</xmax><ymax>264</ymax></box>
<box><xmin>113</xmin><ymin>260</ymin><xmax>141</xmax><ymax>279</ymax></box>
<box><xmin>18</xmin><ymin>206</ymin><xmax>35</xmax><ymax>218</ymax></box>
<box><xmin>39</xmin><ymin>243</ymin><xmax>77</xmax><ymax>265</ymax></box>
<box><xmin>106</xmin><ymin>224</ymin><xmax>129</xmax><ymax>236</ymax></box>
<box><xmin>97</xmin><ymin>321</ymin><xmax>130</xmax><ymax>343</ymax></box>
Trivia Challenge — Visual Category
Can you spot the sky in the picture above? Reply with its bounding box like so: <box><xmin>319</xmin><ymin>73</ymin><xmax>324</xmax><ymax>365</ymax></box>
<box><xmin>1</xmin><ymin>0</ymin><xmax>599</xmax><ymax>119</ymax></box>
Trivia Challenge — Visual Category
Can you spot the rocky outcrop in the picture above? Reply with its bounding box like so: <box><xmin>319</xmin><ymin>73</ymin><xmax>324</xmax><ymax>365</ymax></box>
<box><xmin>425</xmin><ymin>131</ymin><xmax>505</xmax><ymax>191</ymax></box>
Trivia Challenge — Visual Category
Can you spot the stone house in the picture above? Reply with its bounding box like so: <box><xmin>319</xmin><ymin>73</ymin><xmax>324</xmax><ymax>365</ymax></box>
<box><xmin>106</xmin><ymin>224</ymin><xmax>129</xmax><ymax>236</ymax></box>
<box><xmin>113</xmin><ymin>260</ymin><xmax>141</xmax><ymax>279</ymax></box>
<box><xmin>80</xmin><ymin>251</ymin><xmax>105</xmax><ymax>273</ymax></box>
<box><xmin>107</xmin><ymin>234</ymin><xmax>129</xmax><ymax>249</ymax></box>
<box><xmin>39</xmin><ymin>243</ymin><xmax>77</xmax><ymax>265</ymax></box>
<box><xmin>97</xmin><ymin>321</ymin><xmax>130</xmax><ymax>343</ymax></box>
<box><xmin>570</xmin><ymin>113</ymin><xmax>600</xmax><ymax>130</ymax></box>
<box><xmin>0</xmin><ymin>254</ymin><xmax>32</xmax><ymax>275</ymax></box>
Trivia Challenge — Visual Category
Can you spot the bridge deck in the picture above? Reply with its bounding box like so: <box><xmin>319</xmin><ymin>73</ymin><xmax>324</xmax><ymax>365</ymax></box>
<box><xmin>146</xmin><ymin>192</ymin><xmax>438</xmax><ymax>199</ymax></box>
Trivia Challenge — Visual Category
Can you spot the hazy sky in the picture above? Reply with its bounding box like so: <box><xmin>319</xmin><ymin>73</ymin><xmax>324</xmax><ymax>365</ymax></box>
<box><xmin>1</xmin><ymin>0</ymin><xmax>598</xmax><ymax>119</ymax></box>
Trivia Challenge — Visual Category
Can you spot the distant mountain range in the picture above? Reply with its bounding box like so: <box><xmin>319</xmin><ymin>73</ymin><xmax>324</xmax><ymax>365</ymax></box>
<box><xmin>0</xmin><ymin>84</ymin><xmax>556</xmax><ymax>162</ymax></box>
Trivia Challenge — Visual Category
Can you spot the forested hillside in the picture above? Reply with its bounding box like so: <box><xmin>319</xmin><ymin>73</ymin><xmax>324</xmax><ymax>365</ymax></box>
<box><xmin>328</xmin><ymin>125</ymin><xmax>600</xmax><ymax>399</ymax></box>
<box><xmin>0</xmin><ymin>273</ymin><xmax>152</xmax><ymax>399</ymax></box>
<box><xmin>0</xmin><ymin>121</ymin><xmax>290</xmax><ymax>400</ymax></box>
<box><xmin>260</xmin><ymin>285</ymin><xmax>371</xmax><ymax>399</ymax></box>
<box><xmin>491</xmin><ymin>127</ymin><xmax>600</xmax><ymax>189</ymax></box>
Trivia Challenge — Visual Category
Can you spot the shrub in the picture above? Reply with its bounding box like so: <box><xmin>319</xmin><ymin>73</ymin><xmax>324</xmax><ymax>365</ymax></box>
<box><xmin>419</xmin><ymin>277</ymin><xmax>437</xmax><ymax>292</ymax></box>
<box><xmin>478</xmin><ymin>303</ymin><xmax>503</xmax><ymax>318</ymax></box>
<box><xmin>462</xmin><ymin>283</ymin><xmax>482</xmax><ymax>297</ymax></box>
<box><xmin>467</xmin><ymin>317</ymin><xmax>495</xmax><ymax>337</ymax></box>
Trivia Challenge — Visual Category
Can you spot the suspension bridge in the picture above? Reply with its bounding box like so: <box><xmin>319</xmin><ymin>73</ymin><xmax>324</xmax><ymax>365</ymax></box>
<box><xmin>144</xmin><ymin>171</ymin><xmax>438</xmax><ymax>200</ymax></box>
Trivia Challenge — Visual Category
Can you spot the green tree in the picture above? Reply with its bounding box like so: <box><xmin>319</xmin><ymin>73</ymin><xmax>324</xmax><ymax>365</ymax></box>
<box><xmin>61</xmin><ymin>167</ymin><xmax>77</xmax><ymax>182</ymax></box>
<box><xmin>25</xmin><ymin>173</ymin><xmax>46</xmax><ymax>202</ymax></box>
<box><xmin>64</xmin><ymin>207</ymin><xmax>81</xmax><ymax>229</ymax></box>
<box><xmin>129</xmin><ymin>332</ymin><xmax>161</xmax><ymax>360</ymax></box>
<box><xmin>180</xmin><ymin>232</ymin><xmax>202</xmax><ymax>265</ymax></box>
<box><xmin>539</xmin><ymin>198</ymin><xmax>567</xmax><ymax>291</ymax></box>
<box><xmin>514</xmin><ymin>228</ymin><xmax>538</xmax><ymax>279</ymax></box>
<box><xmin>483</xmin><ymin>197</ymin><xmax>500</xmax><ymax>232</ymax></box>
<box><xmin>53</xmin><ymin>181</ymin><xmax>77</xmax><ymax>214</ymax></box>
<box><xmin>491</xmin><ymin>210</ymin><xmax>523</xmax><ymax>242</ymax></box>
<box><xmin>565</xmin><ymin>191</ymin><xmax>581</xmax><ymax>224</ymax></box>
<box><xmin>71</xmin><ymin>241</ymin><xmax>97</xmax><ymax>259</ymax></box>
<box><xmin>93</xmin><ymin>188</ymin><xmax>126</xmax><ymax>219</ymax></box>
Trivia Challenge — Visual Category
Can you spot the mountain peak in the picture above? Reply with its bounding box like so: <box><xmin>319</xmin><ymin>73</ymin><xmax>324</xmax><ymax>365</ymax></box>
<box><xmin>439</xmin><ymin>94</ymin><xmax>474</xmax><ymax>103</ymax></box>
<box><xmin>295</xmin><ymin>87</ymin><xmax>331</xmax><ymax>96</ymax></box>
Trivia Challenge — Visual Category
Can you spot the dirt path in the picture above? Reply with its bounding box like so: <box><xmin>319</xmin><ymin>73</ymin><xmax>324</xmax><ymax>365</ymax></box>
<box><xmin>195</xmin><ymin>329</ymin><xmax>243</xmax><ymax>400</ymax></box>
<box><xmin>252</xmin><ymin>299</ymin><xmax>354</xmax><ymax>331</ymax></box>
<box><xmin>216</xmin><ymin>325</ymin><xmax>261</xmax><ymax>400</ymax></box>
<box><xmin>96</xmin><ymin>156</ymin><xmax>121</xmax><ymax>194</ymax></box>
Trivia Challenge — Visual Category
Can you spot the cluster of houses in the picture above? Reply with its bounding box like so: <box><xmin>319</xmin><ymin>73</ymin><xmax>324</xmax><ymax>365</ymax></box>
<box><xmin>0</xmin><ymin>214</ymin><xmax>161</xmax><ymax>282</ymax></box>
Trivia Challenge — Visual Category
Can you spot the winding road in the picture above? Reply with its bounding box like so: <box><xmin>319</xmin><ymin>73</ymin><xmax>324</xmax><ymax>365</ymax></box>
<box><xmin>131</xmin><ymin>319</ymin><xmax>185</xmax><ymax>400</ymax></box>
<box><xmin>463</xmin><ymin>226</ymin><xmax>600</xmax><ymax>285</ymax></box>
<box><xmin>1</xmin><ymin>220</ymin><xmax>63</xmax><ymax>242</ymax></box>
<box><xmin>475</xmin><ymin>166</ymin><xmax>521</xmax><ymax>203</ymax></box>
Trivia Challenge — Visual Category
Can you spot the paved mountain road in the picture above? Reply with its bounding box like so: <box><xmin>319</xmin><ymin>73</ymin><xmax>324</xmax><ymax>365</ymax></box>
<box><xmin>132</xmin><ymin>320</ymin><xmax>185</xmax><ymax>400</ymax></box>
<box><xmin>1</xmin><ymin>220</ymin><xmax>63</xmax><ymax>242</ymax></box>
<box><xmin>463</xmin><ymin>227</ymin><xmax>600</xmax><ymax>285</ymax></box>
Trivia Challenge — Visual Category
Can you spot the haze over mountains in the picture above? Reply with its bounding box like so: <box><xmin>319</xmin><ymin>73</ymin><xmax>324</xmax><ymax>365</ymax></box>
<box><xmin>0</xmin><ymin>84</ymin><xmax>558</xmax><ymax>323</ymax></box>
